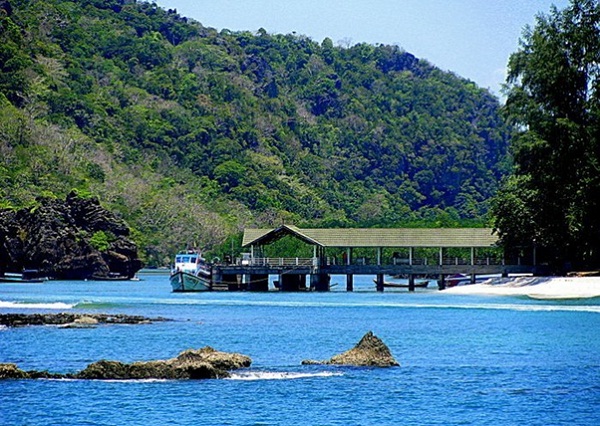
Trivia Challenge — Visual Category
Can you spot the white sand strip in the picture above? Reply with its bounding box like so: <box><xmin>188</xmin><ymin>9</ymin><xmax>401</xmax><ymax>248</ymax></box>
<box><xmin>443</xmin><ymin>276</ymin><xmax>600</xmax><ymax>299</ymax></box>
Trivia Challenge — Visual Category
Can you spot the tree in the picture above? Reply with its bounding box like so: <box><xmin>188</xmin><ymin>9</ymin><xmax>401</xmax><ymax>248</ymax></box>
<box><xmin>2</xmin><ymin>0</ymin><xmax>513</xmax><ymax>265</ymax></box>
<box><xmin>492</xmin><ymin>0</ymin><xmax>600</xmax><ymax>271</ymax></box>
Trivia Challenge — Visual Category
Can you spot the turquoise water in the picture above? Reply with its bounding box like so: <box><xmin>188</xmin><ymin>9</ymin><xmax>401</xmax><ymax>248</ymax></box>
<box><xmin>1</xmin><ymin>273</ymin><xmax>599</xmax><ymax>425</ymax></box>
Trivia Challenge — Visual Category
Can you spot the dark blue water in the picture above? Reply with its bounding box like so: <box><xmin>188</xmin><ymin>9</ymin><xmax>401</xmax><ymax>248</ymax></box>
<box><xmin>1</xmin><ymin>274</ymin><xmax>599</xmax><ymax>425</ymax></box>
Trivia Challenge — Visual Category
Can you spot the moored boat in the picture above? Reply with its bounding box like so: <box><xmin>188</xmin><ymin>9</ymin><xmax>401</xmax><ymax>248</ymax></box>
<box><xmin>441</xmin><ymin>273</ymin><xmax>501</xmax><ymax>288</ymax></box>
<box><xmin>383</xmin><ymin>280</ymin><xmax>429</xmax><ymax>289</ymax></box>
<box><xmin>373</xmin><ymin>277</ymin><xmax>430</xmax><ymax>289</ymax></box>
<box><xmin>91</xmin><ymin>272</ymin><xmax>136</xmax><ymax>281</ymax></box>
<box><xmin>170</xmin><ymin>251</ymin><xmax>212</xmax><ymax>292</ymax></box>
<box><xmin>0</xmin><ymin>270</ymin><xmax>46</xmax><ymax>283</ymax></box>
<box><xmin>444</xmin><ymin>273</ymin><xmax>469</xmax><ymax>287</ymax></box>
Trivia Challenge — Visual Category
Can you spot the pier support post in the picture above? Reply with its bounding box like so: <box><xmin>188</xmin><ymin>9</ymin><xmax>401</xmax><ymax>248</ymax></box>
<box><xmin>376</xmin><ymin>273</ymin><xmax>384</xmax><ymax>292</ymax></box>
<box><xmin>280</xmin><ymin>274</ymin><xmax>306</xmax><ymax>292</ymax></box>
<box><xmin>211</xmin><ymin>270</ymin><xmax>222</xmax><ymax>291</ymax></box>
<box><xmin>310</xmin><ymin>274</ymin><xmax>330</xmax><ymax>291</ymax></box>
<box><xmin>346</xmin><ymin>274</ymin><xmax>354</xmax><ymax>292</ymax></box>
<box><xmin>248</xmin><ymin>274</ymin><xmax>269</xmax><ymax>292</ymax></box>
<box><xmin>408</xmin><ymin>275</ymin><xmax>415</xmax><ymax>292</ymax></box>
<box><xmin>222</xmin><ymin>274</ymin><xmax>242</xmax><ymax>291</ymax></box>
<box><xmin>438</xmin><ymin>274</ymin><xmax>446</xmax><ymax>290</ymax></box>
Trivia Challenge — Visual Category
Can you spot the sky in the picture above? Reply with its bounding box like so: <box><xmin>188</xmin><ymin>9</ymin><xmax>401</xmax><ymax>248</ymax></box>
<box><xmin>154</xmin><ymin>0</ymin><xmax>570</xmax><ymax>97</ymax></box>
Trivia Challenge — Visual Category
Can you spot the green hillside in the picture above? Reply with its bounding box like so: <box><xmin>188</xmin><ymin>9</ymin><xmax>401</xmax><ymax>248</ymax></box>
<box><xmin>0</xmin><ymin>0</ymin><xmax>511</xmax><ymax>265</ymax></box>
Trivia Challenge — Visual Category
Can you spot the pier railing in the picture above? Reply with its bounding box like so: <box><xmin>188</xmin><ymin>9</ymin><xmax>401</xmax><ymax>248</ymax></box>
<box><xmin>244</xmin><ymin>257</ymin><xmax>317</xmax><ymax>267</ymax></box>
<box><xmin>237</xmin><ymin>256</ymin><xmax>506</xmax><ymax>268</ymax></box>
<box><xmin>442</xmin><ymin>257</ymin><xmax>504</xmax><ymax>266</ymax></box>
<box><xmin>326</xmin><ymin>257</ymin><xmax>506</xmax><ymax>266</ymax></box>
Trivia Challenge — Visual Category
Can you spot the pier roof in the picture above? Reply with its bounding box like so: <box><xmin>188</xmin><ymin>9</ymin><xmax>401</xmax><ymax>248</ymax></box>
<box><xmin>242</xmin><ymin>225</ymin><xmax>498</xmax><ymax>248</ymax></box>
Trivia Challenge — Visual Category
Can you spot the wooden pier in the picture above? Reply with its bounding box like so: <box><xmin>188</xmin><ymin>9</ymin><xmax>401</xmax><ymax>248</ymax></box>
<box><xmin>210</xmin><ymin>225</ymin><xmax>537</xmax><ymax>292</ymax></box>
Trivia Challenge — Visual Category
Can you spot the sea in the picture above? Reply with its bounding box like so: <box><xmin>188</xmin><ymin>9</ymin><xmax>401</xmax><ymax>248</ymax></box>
<box><xmin>1</xmin><ymin>273</ymin><xmax>599</xmax><ymax>426</ymax></box>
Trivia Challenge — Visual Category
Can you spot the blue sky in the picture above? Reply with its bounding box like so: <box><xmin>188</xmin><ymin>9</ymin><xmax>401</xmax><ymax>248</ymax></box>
<box><xmin>155</xmin><ymin>0</ymin><xmax>569</xmax><ymax>97</ymax></box>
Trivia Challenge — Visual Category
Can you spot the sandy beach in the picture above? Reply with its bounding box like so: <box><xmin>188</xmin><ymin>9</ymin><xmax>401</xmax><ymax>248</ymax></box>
<box><xmin>443</xmin><ymin>276</ymin><xmax>600</xmax><ymax>299</ymax></box>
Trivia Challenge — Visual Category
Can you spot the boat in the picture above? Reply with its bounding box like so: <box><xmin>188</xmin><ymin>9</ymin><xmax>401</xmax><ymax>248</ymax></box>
<box><xmin>441</xmin><ymin>273</ymin><xmax>500</xmax><ymax>288</ymax></box>
<box><xmin>383</xmin><ymin>280</ymin><xmax>429</xmax><ymax>289</ymax></box>
<box><xmin>91</xmin><ymin>272</ymin><xmax>136</xmax><ymax>281</ymax></box>
<box><xmin>373</xmin><ymin>277</ymin><xmax>429</xmax><ymax>289</ymax></box>
<box><xmin>0</xmin><ymin>270</ymin><xmax>46</xmax><ymax>283</ymax></box>
<box><xmin>444</xmin><ymin>274</ymin><xmax>470</xmax><ymax>287</ymax></box>
<box><xmin>170</xmin><ymin>251</ymin><xmax>212</xmax><ymax>292</ymax></box>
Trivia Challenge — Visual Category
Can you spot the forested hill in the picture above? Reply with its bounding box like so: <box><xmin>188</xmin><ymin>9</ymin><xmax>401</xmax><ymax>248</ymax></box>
<box><xmin>0</xmin><ymin>0</ymin><xmax>511</xmax><ymax>265</ymax></box>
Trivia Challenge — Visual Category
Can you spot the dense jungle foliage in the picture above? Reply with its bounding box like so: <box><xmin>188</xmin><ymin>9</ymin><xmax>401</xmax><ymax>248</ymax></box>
<box><xmin>492</xmin><ymin>0</ymin><xmax>600</xmax><ymax>272</ymax></box>
<box><xmin>0</xmin><ymin>0</ymin><xmax>511</xmax><ymax>265</ymax></box>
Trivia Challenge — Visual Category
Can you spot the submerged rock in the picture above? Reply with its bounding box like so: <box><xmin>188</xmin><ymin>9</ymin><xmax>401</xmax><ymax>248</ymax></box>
<box><xmin>59</xmin><ymin>316</ymin><xmax>99</xmax><ymax>328</ymax></box>
<box><xmin>302</xmin><ymin>331</ymin><xmax>399</xmax><ymax>367</ymax></box>
<box><xmin>0</xmin><ymin>313</ymin><xmax>167</xmax><ymax>328</ymax></box>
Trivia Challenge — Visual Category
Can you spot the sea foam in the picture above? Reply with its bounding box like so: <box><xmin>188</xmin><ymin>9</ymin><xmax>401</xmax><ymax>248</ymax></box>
<box><xmin>227</xmin><ymin>371</ymin><xmax>344</xmax><ymax>381</ymax></box>
<box><xmin>0</xmin><ymin>300</ymin><xmax>75</xmax><ymax>310</ymax></box>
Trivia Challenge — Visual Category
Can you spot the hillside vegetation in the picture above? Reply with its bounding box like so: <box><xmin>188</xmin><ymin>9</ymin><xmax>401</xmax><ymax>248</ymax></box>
<box><xmin>492</xmin><ymin>0</ymin><xmax>600</xmax><ymax>272</ymax></box>
<box><xmin>0</xmin><ymin>0</ymin><xmax>511</xmax><ymax>265</ymax></box>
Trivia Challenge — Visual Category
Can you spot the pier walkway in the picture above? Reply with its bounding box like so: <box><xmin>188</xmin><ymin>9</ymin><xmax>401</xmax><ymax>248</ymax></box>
<box><xmin>212</xmin><ymin>225</ymin><xmax>537</xmax><ymax>291</ymax></box>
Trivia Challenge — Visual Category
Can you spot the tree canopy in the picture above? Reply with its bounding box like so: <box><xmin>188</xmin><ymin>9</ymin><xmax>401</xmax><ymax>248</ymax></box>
<box><xmin>1</xmin><ymin>0</ymin><xmax>511</xmax><ymax>265</ymax></box>
<box><xmin>492</xmin><ymin>0</ymin><xmax>600</xmax><ymax>272</ymax></box>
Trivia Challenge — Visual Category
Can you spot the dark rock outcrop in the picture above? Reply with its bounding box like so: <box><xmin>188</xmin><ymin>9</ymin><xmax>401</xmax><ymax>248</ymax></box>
<box><xmin>0</xmin><ymin>313</ymin><xmax>168</xmax><ymax>328</ymax></box>
<box><xmin>0</xmin><ymin>347</ymin><xmax>251</xmax><ymax>380</ymax></box>
<box><xmin>0</xmin><ymin>363</ymin><xmax>30</xmax><ymax>379</ymax></box>
<box><xmin>0</xmin><ymin>191</ymin><xmax>142</xmax><ymax>279</ymax></box>
<box><xmin>302</xmin><ymin>331</ymin><xmax>399</xmax><ymax>367</ymax></box>
<box><xmin>0</xmin><ymin>363</ymin><xmax>63</xmax><ymax>380</ymax></box>
<box><xmin>77</xmin><ymin>347</ymin><xmax>251</xmax><ymax>380</ymax></box>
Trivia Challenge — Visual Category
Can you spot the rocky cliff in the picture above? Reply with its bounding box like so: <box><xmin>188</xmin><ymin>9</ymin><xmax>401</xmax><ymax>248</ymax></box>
<box><xmin>0</xmin><ymin>192</ymin><xmax>143</xmax><ymax>279</ymax></box>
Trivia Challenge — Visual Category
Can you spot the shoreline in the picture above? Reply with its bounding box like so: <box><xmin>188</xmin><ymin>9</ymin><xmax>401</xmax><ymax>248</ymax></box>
<box><xmin>443</xmin><ymin>276</ymin><xmax>600</xmax><ymax>299</ymax></box>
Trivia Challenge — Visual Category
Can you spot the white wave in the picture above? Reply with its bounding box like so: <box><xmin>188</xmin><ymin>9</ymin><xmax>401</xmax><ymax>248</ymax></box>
<box><xmin>441</xmin><ymin>303</ymin><xmax>600</xmax><ymax>313</ymax></box>
<box><xmin>48</xmin><ymin>378</ymin><xmax>170</xmax><ymax>383</ymax></box>
<box><xmin>226</xmin><ymin>371</ymin><xmax>344</xmax><ymax>381</ymax></box>
<box><xmin>158</xmin><ymin>297</ymin><xmax>600</xmax><ymax>313</ymax></box>
<box><xmin>95</xmin><ymin>378</ymin><xmax>170</xmax><ymax>383</ymax></box>
<box><xmin>0</xmin><ymin>300</ymin><xmax>75</xmax><ymax>310</ymax></box>
<box><xmin>444</xmin><ymin>276</ymin><xmax>600</xmax><ymax>300</ymax></box>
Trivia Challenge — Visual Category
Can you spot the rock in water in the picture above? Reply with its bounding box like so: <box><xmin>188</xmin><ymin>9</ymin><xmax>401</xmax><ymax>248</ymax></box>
<box><xmin>0</xmin><ymin>363</ymin><xmax>62</xmax><ymax>379</ymax></box>
<box><xmin>0</xmin><ymin>364</ymin><xmax>29</xmax><ymax>379</ymax></box>
<box><xmin>0</xmin><ymin>191</ymin><xmax>142</xmax><ymax>279</ymax></box>
<box><xmin>59</xmin><ymin>316</ymin><xmax>99</xmax><ymax>329</ymax></box>
<box><xmin>76</xmin><ymin>347</ymin><xmax>252</xmax><ymax>380</ymax></box>
<box><xmin>0</xmin><ymin>313</ymin><xmax>167</xmax><ymax>328</ymax></box>
<box><xmin>1</xmin><ymin>347</ymin><xmax>252</xmax><ymax>381</ymax></box>
<box><xmin>302</xmin><ymin>331</ymin><xmax>399</xmax><ymax>367</ymax></box>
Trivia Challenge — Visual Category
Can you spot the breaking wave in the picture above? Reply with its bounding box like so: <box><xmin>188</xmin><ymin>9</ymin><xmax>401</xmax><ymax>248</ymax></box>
<box><xmin>0</xmin><ymin>300</ymin><xmax>75</xmax><ymax>310</ymax></box>
<box><xmin>157</xmin><ymin>297</ymin><xmax>600</xmax><ymax>313</ymax></box>
<box><xmin>226</xmin><ymin>371</ymin><xmax>344</xmax><ymax>381</ymax></box>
